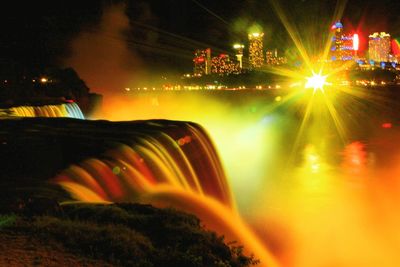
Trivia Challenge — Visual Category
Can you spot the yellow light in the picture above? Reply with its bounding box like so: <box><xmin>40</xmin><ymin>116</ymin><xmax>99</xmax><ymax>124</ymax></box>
<box><xmin>40</xmin><ymin>77</ymin><xmax>48</xmax><ymax>83</ymax></box>
<box><xmin>305</xmin><ymin>72</ymin><xmax>327</xmax><ymax>91</ymax></box>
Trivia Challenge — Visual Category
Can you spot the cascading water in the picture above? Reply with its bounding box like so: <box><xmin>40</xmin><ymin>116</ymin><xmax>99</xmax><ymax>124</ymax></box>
<box><xmin>2</xmin><ymin>87</ymin><xmax>400</xmax><ymax>266</ymax></box>
<box><xmin>1</xmin><ymin>102</ymin><xmax>84</xmax><ymax>119</ymax></box>
<box><xmin>3</xmin><ymin>88</ymin><xmax>399</xmax><ymax>266</ymax></box>
<box><xmin>53</xmin><ymin>119</ymin><xmax>280</xmax><ymax>267</ymax></box>
<box><xmin>79</xmin><ymin>90</ymin><xmax>400</xmax><ymax>267</ymax></box>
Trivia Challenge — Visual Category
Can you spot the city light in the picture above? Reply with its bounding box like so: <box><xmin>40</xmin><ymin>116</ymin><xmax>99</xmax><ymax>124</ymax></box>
<box><xmin>233</xmin><ymin>44</ymin><xmax>245</xmax><ymax>70</ymax></box>
<box><xmin>5</xmin><ymin>2</ymin><xmax>400</xmax><ymax>267</ymax></box>
<box><xmin>330</xmin><ymin>22</ymin><xmax>358</xmax><ymax>61</ymax></box>
<box><xmin>305</xmin><ymin>72</ymin><xmax>327</xmax><ymax>91</ymax></box>
<box><xmin>233</xmin><ymin>44</ymin><xmax>244</xmax><ymax>49</ymax></box>
<box><xmin>353</xmin><ymin>33</ymin><xmax>359</xmax><ymax>51</ymax></box>
<box><xmin>369</xmin><ymin>32</ymin><xmax>391</xmax><ymax>62</ymax></box>
<box><xmin>248</xmin><ymin>32</ymin><xmax>264</xmax><ymax>68</ymax></box>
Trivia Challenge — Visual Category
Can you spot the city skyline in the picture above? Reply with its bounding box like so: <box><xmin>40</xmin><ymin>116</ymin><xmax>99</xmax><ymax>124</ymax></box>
<box><xmin>1</xmin><ymin>0</ymin><xmax>400</xmax><ymax>75</ymax></box>
<box><xmin>189</xmin><ymin>20</ymin><xmax>400</xmax><ymax>78</ymax></box>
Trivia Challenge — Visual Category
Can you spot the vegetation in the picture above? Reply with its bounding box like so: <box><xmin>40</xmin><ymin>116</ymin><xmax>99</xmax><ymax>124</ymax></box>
<box><xmin>1</xmin><ymin>202</ymin><xmax>258</xmax><ymax>267</ymax></box>
<box><xmin>0</xmin><ymin>67</ymin><xmax>89</xmax><ymax>103</ymax></box>
<box><xmin>0</xmin><ymin>66</ymin><xmax>102</xmax><ymax>116</ymax></box>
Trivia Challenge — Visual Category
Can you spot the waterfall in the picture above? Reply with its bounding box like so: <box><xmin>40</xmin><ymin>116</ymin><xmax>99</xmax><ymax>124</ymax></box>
<box><xmin>1</xmin><ymin>102</ymin><xmax>84</xmax><ymax>119</ymax></box>
<box><xmin>52</xmin><ymin>119</ymin><xmax>279</xmax><ymax>267</ymax></box>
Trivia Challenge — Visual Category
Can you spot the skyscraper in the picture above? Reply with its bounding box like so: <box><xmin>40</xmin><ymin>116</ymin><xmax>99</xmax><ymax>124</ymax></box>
<box><xmin>248</xmin><ymin>32</ymin><xmax>264</xmax><ymax>68</ymax></box>
<box><xmin>211</xmin><ymin>54</ymin><xmax>239</xmax><ymax>74</ymax></box>
<box><xmin>330</xmin><ymin>21</ymin><xmax>357</xmax><ymax>61</ymax></box>
<box><xmin>193</xmin><ymin>48</ymin><xmax>211</xmax><ymax>76</ymax></box>
<box><xmin>369</xmin><ymin>32</ymin><xmax>391</xmax><ymax>63</ymax></box>
<box><xmin>265</xmin><ymin>49</ymin><xmax>287</xmax><ymax>65</ymax></box>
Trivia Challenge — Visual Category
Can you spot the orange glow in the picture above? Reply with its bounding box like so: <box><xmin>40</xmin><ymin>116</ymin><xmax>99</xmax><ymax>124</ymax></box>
<box><xmin>53</xmin><ymin>121</ymin><xmax>279</xmax><ymax>267</ymax></box>
<box><xmin>44</xmin><ymin>91</ymin><xmax>400</xmax><ymax>267</ymax></box>
<box><xmin>33</xmin><ymin>1</ymin><xmax>400</xmax><ymax>265</ymax></box>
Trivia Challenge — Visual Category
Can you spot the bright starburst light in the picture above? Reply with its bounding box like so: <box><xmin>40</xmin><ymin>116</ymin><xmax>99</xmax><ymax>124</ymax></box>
<box><xmin>305</xmin><ymin>71</ymin><xmax>328</xmax><ymax>92</ymax></box>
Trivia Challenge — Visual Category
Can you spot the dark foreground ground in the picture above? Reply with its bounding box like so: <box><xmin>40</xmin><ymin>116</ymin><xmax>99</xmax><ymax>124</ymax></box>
<box><xmin>0</xmin><ymin>203</ymin><xmax>257</xmax><ymax>267</ymax></box>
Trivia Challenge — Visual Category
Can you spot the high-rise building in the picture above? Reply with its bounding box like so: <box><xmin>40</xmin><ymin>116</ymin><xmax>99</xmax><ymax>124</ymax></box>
<box><xmin>369</xmin><ymin>32</ymin><xmax>391</xmax><ymax>63</ymax></box>
<box><xmin>265</xmin><ymin>49</ymin><xmax>277</xmax><ymax>65</ymax></box>
<box><xmin>265</xmin><ymin>49</ymin><xmax>287</xmax><ymax>65</ymax></box>
<box><xmin>193</xmin><ymin>48</ymin><xmax>211</xmax><ymax>76</ymax></box>
<box><xmin>330</xmin><ymin>21</ymin><xmax>358</xmax><ymax>61</ymax></box>
<box><xmin>248</xmin><ymin>32</ymin><xmax>264</xmax><ymax>68</ymax></box>
<box><xmin>211</xmin><ymin>54</ymin><xmax>239</xmax><ymax>74</ymax></box>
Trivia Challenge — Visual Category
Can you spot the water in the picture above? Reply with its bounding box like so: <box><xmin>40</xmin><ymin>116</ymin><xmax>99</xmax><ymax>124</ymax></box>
<box><xmin>0</xmin><ymin>102</ymin><xmax>85</xmax><ymax>119</ymax></box>
<box><xmin>57</xmin><ymin>88</ymin><xmax>400</xmax><ymax>267</ymax></box>
<box><xmin>53</xmin><ymin>119</ymin><xmax>279</xmax><ymax>267</ymax></box>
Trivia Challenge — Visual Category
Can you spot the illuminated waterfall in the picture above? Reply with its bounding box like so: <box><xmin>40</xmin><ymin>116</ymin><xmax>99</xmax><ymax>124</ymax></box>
<box><xmin>54</xmin><ymin>120</ymin><xmax>280</xmax><ymax>267</ymax></box>
<box><xmin>2</xmin><ymin>102</ymin><xmax>84</xmax><ymax>119</ymax></box>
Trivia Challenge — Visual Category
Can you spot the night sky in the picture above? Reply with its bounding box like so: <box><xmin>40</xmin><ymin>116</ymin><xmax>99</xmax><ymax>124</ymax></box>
<box><xmin>1</xmin><ymin>0</ymin><xmax>400</xmax><ymax>75</ymax></box>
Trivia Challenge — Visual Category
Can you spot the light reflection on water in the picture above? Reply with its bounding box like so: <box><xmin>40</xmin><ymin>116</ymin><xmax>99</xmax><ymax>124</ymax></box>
<box><xmin>92</xmin><ymin>89</ymin><xmax>400</xmax><ymax>267</ymax></box>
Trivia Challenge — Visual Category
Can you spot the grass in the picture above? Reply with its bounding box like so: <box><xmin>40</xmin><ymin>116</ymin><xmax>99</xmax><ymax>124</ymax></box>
<box><xmin>1</xmin><ymin>202</ymin><xmax>258</xmax><ymax>267</ymax></box>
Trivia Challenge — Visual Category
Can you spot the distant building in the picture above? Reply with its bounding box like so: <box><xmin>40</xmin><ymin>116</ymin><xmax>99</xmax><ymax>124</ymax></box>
<box><xmin>233</xmin><ymin>44</ymin><xmax>245</xmax><ymax>70</ymax></box>
<box><xmin>211</xmin><ymin>54</ymin><xmax>239</xmax><ymax>74</ymax></box>
<box><xmin>248</xmin><ymin>32</ymin><xmax>264</xmax><ymax>68</ymax></box>
<box><xmin>330</xmin><ymin>21</ymin><xmax>358</xmax><ymax>61</ymax></box>
<box><xmin>369</xmin><ymin>32</ymin><xmax>391</xmax><ymax>63</ymax></box>
<box><xmin>265</xmin><ymin>49</ymin><xmax>287</xmax><ymax>66</ymax></box>
<box><xmin>193</xmin><ymin>48</ymin><xmax>211</xmax><ymax>76</ymax></box>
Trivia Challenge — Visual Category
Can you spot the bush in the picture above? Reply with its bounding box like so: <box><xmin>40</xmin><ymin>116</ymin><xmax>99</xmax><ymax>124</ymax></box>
<box><xmin>3</xmin><ymin>203</ymin><xmax>259</xmax><ymax>267</ymax></box>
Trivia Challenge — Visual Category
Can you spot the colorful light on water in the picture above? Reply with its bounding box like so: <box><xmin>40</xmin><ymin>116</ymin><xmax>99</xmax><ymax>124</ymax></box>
<box><xmin>45</xmin><ymin>2</ymin><xmax>400</xmax><ymax>266</ymax></box>
<box><xmin>54</xmin><ymin>121</ymin><xmax>280</xmax><ymax>267</ymax></box>
<box><xmin>0</xmin><ymin>102</ymin><xmax>85</xmax><ymax>119</ymax></box>
<box><xmin>51</xmin><ymin>84</ymin><xmax>400</xmax><ymax>267</ymax></box>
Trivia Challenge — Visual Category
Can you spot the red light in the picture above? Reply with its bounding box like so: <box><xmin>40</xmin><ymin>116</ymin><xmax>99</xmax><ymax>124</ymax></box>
<box><xmin>194</xmin><ymin>57</ymin><xmax>205</xmax><ymax>63</ymax></box>
<box><xmin>177</xmin><ymin>135</ymin><xmax>192</xmax><ymax>146</ymax></box>
<box><xmin>392</xmin><ymin>39</ymin><xmax>400</xmax><ymax>55</ymax></box>
<box><xmin>382</xmin><ymin>123</ymin><xmax>392</xmax><ymax>129</ymax></box>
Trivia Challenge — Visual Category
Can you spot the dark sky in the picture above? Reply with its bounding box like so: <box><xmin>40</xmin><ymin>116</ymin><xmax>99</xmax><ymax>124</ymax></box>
<box><xmin>1</xmin><ymin>0</ymin><xmax>400</xmax><ymax>74</ymax></box>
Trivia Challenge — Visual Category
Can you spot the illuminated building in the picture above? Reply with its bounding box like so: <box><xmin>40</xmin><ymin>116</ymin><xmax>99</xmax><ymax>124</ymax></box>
<box><xmin>369</xmin><ymin>32</ymin><xmax>391</xmax><ymax>63</ymax></box>
<box><xmin>265</xmin><ymin>49</ymin><xmax>287</xmax><ymax>65</ymax></box>
<box><xmin>330</xmin><ymin>21</ymin><xmax>358</xmax><ymax>61</ymax></box>
<box><xmin>211</xmin><ymin>54</ymin><xmax>239</xmax><ymax>75</ymax></box>
<box><xmin>193</xmin><ymin>48</ymin><xmax>211</xmax><ymax>76</ymax></box>
<box><xmin>248</xmin><ymin>32</ymin><xmax>264</xmax><ymax>68</ymax></box>
<box><xmin>233</xmin><ymin>44</ymin><xmax>245</xmax><ymax>70</ymax></box>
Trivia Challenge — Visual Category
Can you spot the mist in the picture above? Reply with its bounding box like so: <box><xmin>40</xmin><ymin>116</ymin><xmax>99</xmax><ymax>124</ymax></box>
<box><xmin>64</xmin><ymin>3</ymin><xmax>145</xmax><ymax>98</ymax></box>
